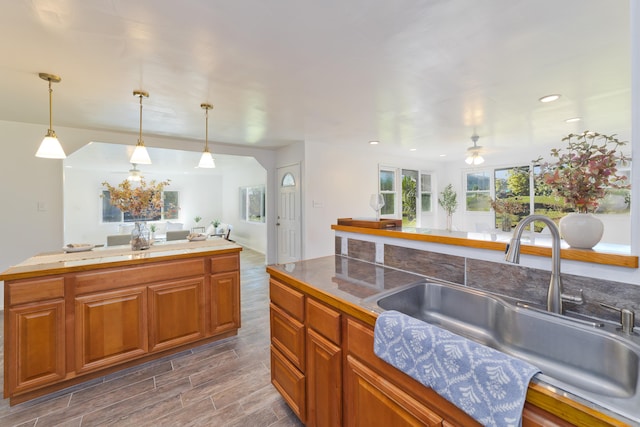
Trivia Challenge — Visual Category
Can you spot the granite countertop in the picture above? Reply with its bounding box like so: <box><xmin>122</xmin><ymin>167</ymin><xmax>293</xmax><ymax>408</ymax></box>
<box><xmin>1</xmin><ymin>237</ymin><xmax>242</xmax><ymax>281</ymax></box>
<box><xmin>268</xmin><ymin>255</ymin><xmax>424</xmax><ymax>316</ymax></box>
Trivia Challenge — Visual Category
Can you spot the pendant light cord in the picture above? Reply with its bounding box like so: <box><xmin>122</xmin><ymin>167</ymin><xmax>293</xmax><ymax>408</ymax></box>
<box><xmin>205</xmin><ymin>107</ymin><xmax>209</xmax><ymax>151</ymax></box>
<box><xmin>48</xmin><ymin>79</ymin><xmax>53</xmax><ymax>132</ymax></box>
<box><xmin>138</xmin><ymin>93</ymin><xmax>143</xmax><ymax>145</ymax></box>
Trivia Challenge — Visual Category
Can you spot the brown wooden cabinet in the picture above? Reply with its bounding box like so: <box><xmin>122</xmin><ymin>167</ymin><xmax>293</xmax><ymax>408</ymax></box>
<box><xmin>149</xmin><ymin>277</ymin><xmax>205</xmax><ymax>352</ymax></box>
<box><xmin>210</xmin><ymin>271</ymin><xmax>240</xmax><ymax>335</ymax></box>
<box><xmin>7</xmin><ymin>299</ymin><xmax>66</xmax><ymax>395</ymax></box>
<box><xmin>345</xmin><ymin>355</ymin><xmax>442</xmax><ymax>427</ymax></box>
<box><xmin>75</xmin><ymin>287</ymin><xmax>148</xmax><ymax>373</ymax></box>
<box><xmin>5</xmin><ymin>277</ymin><xmax>66</xmax><ymax>396</ymax></box>
<box><xmin>268</xmin><ymin>272</ymin><xmax>601</xmax><ymax>427</ymax></box>
<box><xmin>210</xmin><ymin>253</ymin><xmax>241</xmax><ymax>335</ymax></box>
<box><xmin>306</xmin><ymin>328</ymin><xmax>342</xmax><ymax>427</ymax></box>
<box><xmin>3</xmin><ymin>249</ymin><xmax>241</xmax><ymax>404</ymax></box>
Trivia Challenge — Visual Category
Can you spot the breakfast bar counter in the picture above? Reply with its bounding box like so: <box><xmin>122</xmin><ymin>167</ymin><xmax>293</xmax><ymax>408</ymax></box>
<box><xmin>2</xmin><ymin>238</ymin><xmax>242</xmax><ymax>405</ymax></box>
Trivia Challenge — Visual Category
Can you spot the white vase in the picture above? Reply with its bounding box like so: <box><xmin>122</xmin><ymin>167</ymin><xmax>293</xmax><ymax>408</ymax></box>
<box><xmin>559</xmin><ymin>213</ymin><xmax>603</xmax><ymax>249</ymax></box>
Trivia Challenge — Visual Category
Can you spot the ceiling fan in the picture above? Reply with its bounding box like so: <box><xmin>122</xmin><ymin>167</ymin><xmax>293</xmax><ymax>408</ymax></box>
<box><xmin>127</xmin><ymin>163</ymin><xmax>143</xmax><ymax>181</ymax></box>
<box><xmin>465</xmin><ymin>133</ymin><xmax>485</xmax><ymax>165</ymax></box>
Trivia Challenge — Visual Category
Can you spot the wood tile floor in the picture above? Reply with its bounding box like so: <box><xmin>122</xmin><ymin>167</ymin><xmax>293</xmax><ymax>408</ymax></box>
<box><xmin>0</xmin><ymin>248</ymin><xmax>305</xmax><ymax>427</ymax></box>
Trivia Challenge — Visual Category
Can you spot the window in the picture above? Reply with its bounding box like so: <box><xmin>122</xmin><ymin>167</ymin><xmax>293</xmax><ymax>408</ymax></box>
<box><xmin>493</xmin><ymin>166</ymin><xmax>530</xmax><ymax>229</ymax></box>
<box><xmin>240</xmin><ymin>185</ymin><xmax>266</xmax><ymax>223</ymax></box>
<box><xmin>163</xmin><ymin>191</ymin><xmax>180</xmax><ymax>220</ymax></box>
<box><xmin>379</xmin><ymin>168</ymin><xmax>396</xmax><ymax>216</ymax></box>
<box><xmin>101</xmin><ymin>190</ymin><xmax>179</xmax><ymax>223</ymax></box>
<box><xmin>595</xmin><ymin>162</ymin><xmax>631</xmax><ymax>214</ymax></box>
<box><xmin>420</xmin><ymin>173</ymin><xmax>432</xmax><ymax>213</ymax></box>
<box><xmin>281</xmin><ymin>172</ymin><xmax>295</xmax><ymax>187</ymax></box>
<box><xmin>465</xmin><ymin>170</ymin><xmax>491</xmax><ymax>211</ymax></box>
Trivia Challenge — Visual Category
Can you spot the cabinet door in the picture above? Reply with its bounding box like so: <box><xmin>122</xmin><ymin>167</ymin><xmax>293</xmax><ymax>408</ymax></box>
<box><xmin>306</xmin><ymin>328</ymin><xmax>342</xmax><ymax>427</ymax></box>
<box><xmin>149</xmin><ymin>278</ymin><xmax>205</xmax><ymax>352</ymax></box>
<box><xmin>210</xmin><ymin>271</ymin><xmax>240</xmax><ymax>335</ymax></box>
<box><xmin>271</xmin><ymin>345</ymin><xmax>306</xmax><ymax>423</ymax></box>
<box><xmin>75</xmin><ymin>287</ymin><xmax>147</xmax><ymax>373</ymax></box>
<box><xmin>345</xmin><ymin>355</ymin><xmax>443</xmax><ymax>427</ymax></box>
<box><xmin>7</xmin><ymin>300</ymin><xmax>65</xmax><ymax>394</ymax></box>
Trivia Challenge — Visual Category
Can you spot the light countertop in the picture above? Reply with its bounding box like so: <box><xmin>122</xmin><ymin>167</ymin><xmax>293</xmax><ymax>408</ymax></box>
<box><xmin>1</xmin><ymin>238</ymin><xmax>242</xmax><ymax>281</ymax></box>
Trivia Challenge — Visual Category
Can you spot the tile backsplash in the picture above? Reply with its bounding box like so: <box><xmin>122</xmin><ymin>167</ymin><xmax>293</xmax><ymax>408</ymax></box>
<box><xmin>336</xmin><ymin>236</ymin><xmax>640</xmax><ymax>327</ymax></box>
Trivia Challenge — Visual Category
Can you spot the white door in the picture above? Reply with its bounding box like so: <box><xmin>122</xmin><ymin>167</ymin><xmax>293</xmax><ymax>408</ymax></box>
<box><xmin>277</xmin><ymin>164</ymin><xmax>301</xmax><ymax>264</ymax></box>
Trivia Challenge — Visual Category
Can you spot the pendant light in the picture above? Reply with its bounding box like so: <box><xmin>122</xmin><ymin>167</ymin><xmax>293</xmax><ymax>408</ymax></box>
<box><xmin>465</xmin><ymin>133</ymin><xmax>484</xmax><ymax>165</ymax></box>
<box><xmin>198</xmin><ymin>103</ymin><xmax>216</xmax><ymax>168</ymax></box>
<box><xmin>130</xmin><ymin>90</ymin><xmax>152</xmax><ymax>164</ymax></box>
<box><xmin>35</xmin><ymin>73</ymin><xmax>66</xmax><ymax>159</ymax></box>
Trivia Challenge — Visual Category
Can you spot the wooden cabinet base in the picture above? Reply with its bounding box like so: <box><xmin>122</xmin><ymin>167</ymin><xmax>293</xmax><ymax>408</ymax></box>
<box><xmin>4</xmin><ymin>250</ymin><xmax>242</xmax><ymax>405</ymax></box>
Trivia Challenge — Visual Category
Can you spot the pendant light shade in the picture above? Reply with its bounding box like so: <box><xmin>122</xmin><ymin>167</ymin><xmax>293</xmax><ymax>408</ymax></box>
<box><xmin>35</xmin><ymin>73</ymin><xmax>66</xmax><ymax>159</ymax></box>
<box><xmin>198</xmin><ymin>103</ymin><xmax>216</xmax><ymax>168</ymax></box>
<box><xmin>465</xmin><ymin>133</ymin><xmax>484</xmax><ymax>165</ymax></box>
<box><xmin>130</xmin><ymin>90</ymin><xmax>151</xmax><ymax>165</ymax></box>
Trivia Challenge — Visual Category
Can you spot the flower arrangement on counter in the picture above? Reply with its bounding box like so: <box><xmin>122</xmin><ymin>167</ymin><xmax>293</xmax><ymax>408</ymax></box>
<box><xmin>102</xmin><ymin>178</ymin><xmax>171</xmax><ymax>218</ymax></box>
<box><xmin>490</xmin><ymin>197</ymin><xmax>526</xmax><ymax>216</ymax></box>
<box><xmin>537</xmin><ymin>131</ymin><xmax>629</xmax><ymax>213</ymax></box>
<box><xmin>490</xmin><ymin>196</ymin><xmax>526</xmax><ymax>231</ymax></box>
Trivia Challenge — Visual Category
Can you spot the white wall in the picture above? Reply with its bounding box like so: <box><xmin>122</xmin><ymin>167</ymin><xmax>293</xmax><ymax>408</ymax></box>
<box><xmin>220</xmin><ymin>156</ymin><xmax>268</xmax><ymax>253</ymax></box>
<box><xmin>302</xmin><ymin>140</ymin><xmax>445</xmax><ymax>260</ymax></box>
<box><xmin>63</xmin><ymin>167</ymin><xmax>224</xmax><ymax>245</ymax></box>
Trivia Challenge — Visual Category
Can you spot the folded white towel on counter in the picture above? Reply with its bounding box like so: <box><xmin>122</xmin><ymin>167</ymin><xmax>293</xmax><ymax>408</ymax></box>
<box><xmin>374</xmin><ymin>310</ymin><xmax>540</xmax><ymax>427</ymax></box>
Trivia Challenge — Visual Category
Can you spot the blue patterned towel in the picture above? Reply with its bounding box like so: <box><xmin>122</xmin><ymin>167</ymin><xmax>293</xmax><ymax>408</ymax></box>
<box><xmin>374</xmin><ymin>310</ymin><xmax>540</xmax><ymax>427</ymax></box>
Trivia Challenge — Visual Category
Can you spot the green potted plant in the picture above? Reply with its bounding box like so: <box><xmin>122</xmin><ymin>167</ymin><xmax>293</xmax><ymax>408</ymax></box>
<box><xmin>438</xmin><ymin>184</ymin><xmax>458</xmax><ymax>232</ymax></box>
<box><xmin>537</xmin><ymin>131</ymin><xmax>629</xmax><ymax>248</ymax></box>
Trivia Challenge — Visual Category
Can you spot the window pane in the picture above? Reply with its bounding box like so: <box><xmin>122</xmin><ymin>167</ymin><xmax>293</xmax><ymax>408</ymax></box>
<box><xmin>466</xmin><ymin>193</ymin><xmax>491</xmax><ymax>211</ymax></box>
<box><xmin>402</xmin><ymin>170</ymin><xmax>418</xmax><ymax>225</ymax></box>
<box><xmin>381</xmin><ymin>194</ymin><xmax>394</xmax><ymax>215</ymax></box>
<box><xmin>102</xmin><ymin>190</ymin><xmax>122</xmax><ymax>223</ymax></box>
<box><xmin>248</xmin><ymin>186</ymin><xmax>265</xmax><ymax>222</ymax></box>
<box><xmin>421</xmin><ymin>194</ymin><xmax>431</xmax><ymax>212</ymax></box>
<box><xmin>281</xmin><ymin>173</ymin><xmax>295</xmax><ymax>187</ymax></box>
<box><xmin>420</xmin><ymin>174</ymin><xmax>431</xmax><ymax>192</ymax></box>
<box><xmin>380</xmin><ymin>170</ymin><xmax>395</xmax><ymax>191</ymax></box>
<box><xmin>163</xmin><ymin>191</ymin><xmax>180</xmax><ymax>220</ymax></box>
<box><xmin>466</xmin><ymin>172</ymin><xmax>490</xmax><ymax>191</ymax></box>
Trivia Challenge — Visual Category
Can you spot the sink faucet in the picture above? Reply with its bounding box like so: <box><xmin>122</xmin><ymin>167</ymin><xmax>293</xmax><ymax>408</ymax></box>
<box><xmin>504</xmin><ymin>215</ymin><xmax>563</xmax><ymax>314</ymax></box>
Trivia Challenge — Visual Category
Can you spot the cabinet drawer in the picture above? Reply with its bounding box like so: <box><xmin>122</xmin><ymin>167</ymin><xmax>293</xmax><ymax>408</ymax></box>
<box><xmin>306</xmin><ymin>298</ymin><xmax>341</xmax><ymax>345</ymax></box>
<box><xmin>270</xmin><ymin>303</ymin><xmax>305</xmax><ymax>371</ymax></box>
<box><xmin>75</xmin><ymin>259</ymin><xmax>205</xmax><ymax>294</ymax></box>
<box><xmin>8</xmin><ymin>277</ymin><xmax>64</xmax><ymax>306</ymax></box>
<box><xmin>210</xmin><ymin>253</ymin><xmax>239</xmax><ymax>274</ymax></box>
<box><xmin>271</xmin><ymin>346</ymin><xmax>306</xmax><ymax>423</ymax></box>
<box><xmin>270</xmin><ymin>279</ymin><xmax>304</xmax><ymax>322</ymax></box>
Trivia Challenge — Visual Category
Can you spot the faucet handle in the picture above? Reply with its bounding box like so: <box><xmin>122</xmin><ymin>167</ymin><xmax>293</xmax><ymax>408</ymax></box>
<box><xmin>600</xmin><ymin>303</ymin><xmax>635</xmax><ymax>334</ymax></box>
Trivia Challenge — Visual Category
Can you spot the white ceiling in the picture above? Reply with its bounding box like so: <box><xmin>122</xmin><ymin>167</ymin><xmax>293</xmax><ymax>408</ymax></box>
<box><xmin>0</xmin><ymin>0</ymin><xmax>631</xmax><ymax>163</ymax></box>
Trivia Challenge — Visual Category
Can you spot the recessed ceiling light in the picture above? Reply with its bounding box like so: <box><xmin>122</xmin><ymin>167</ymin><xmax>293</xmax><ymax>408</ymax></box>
<box><xmin>409</xmin><ymin>148</ymin><xmax>417</xmax><ymax>152</ymax></box>
<box><xmin>539</xmin><ymin>94</ymin><xmax>561</xmax><ymax>103</ymax></box>
<box><xmin>565</xmin><ymin>117</ymin><xmax>581</xmax><ymax>123</ymax></box>
<box><xmin>369</xmin><ymin>140</ymin><xmax>379</xmax><ymax>145</ymax></box>
<box><xmin>439</xmin><ymin>154</ymin><xmax>446</xmax><ymax>157</ymax></box>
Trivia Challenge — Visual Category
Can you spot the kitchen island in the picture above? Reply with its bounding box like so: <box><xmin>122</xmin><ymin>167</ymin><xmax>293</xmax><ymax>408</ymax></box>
<box><xmin>267</xmin><ymin>256</ymin><xmax>633</xmax><ymax>426</ymax></box>
<box><xmin>2</xmin><ymin>238</ymin><xmax>242</xmax><ymax>405</ymax></box>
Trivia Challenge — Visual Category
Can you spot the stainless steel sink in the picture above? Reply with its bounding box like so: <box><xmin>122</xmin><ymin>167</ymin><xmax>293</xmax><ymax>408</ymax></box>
<box><xmin>365</xmin><ymin>280</ymin><xmax>640</xmax><ymax>423</ymax></box>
